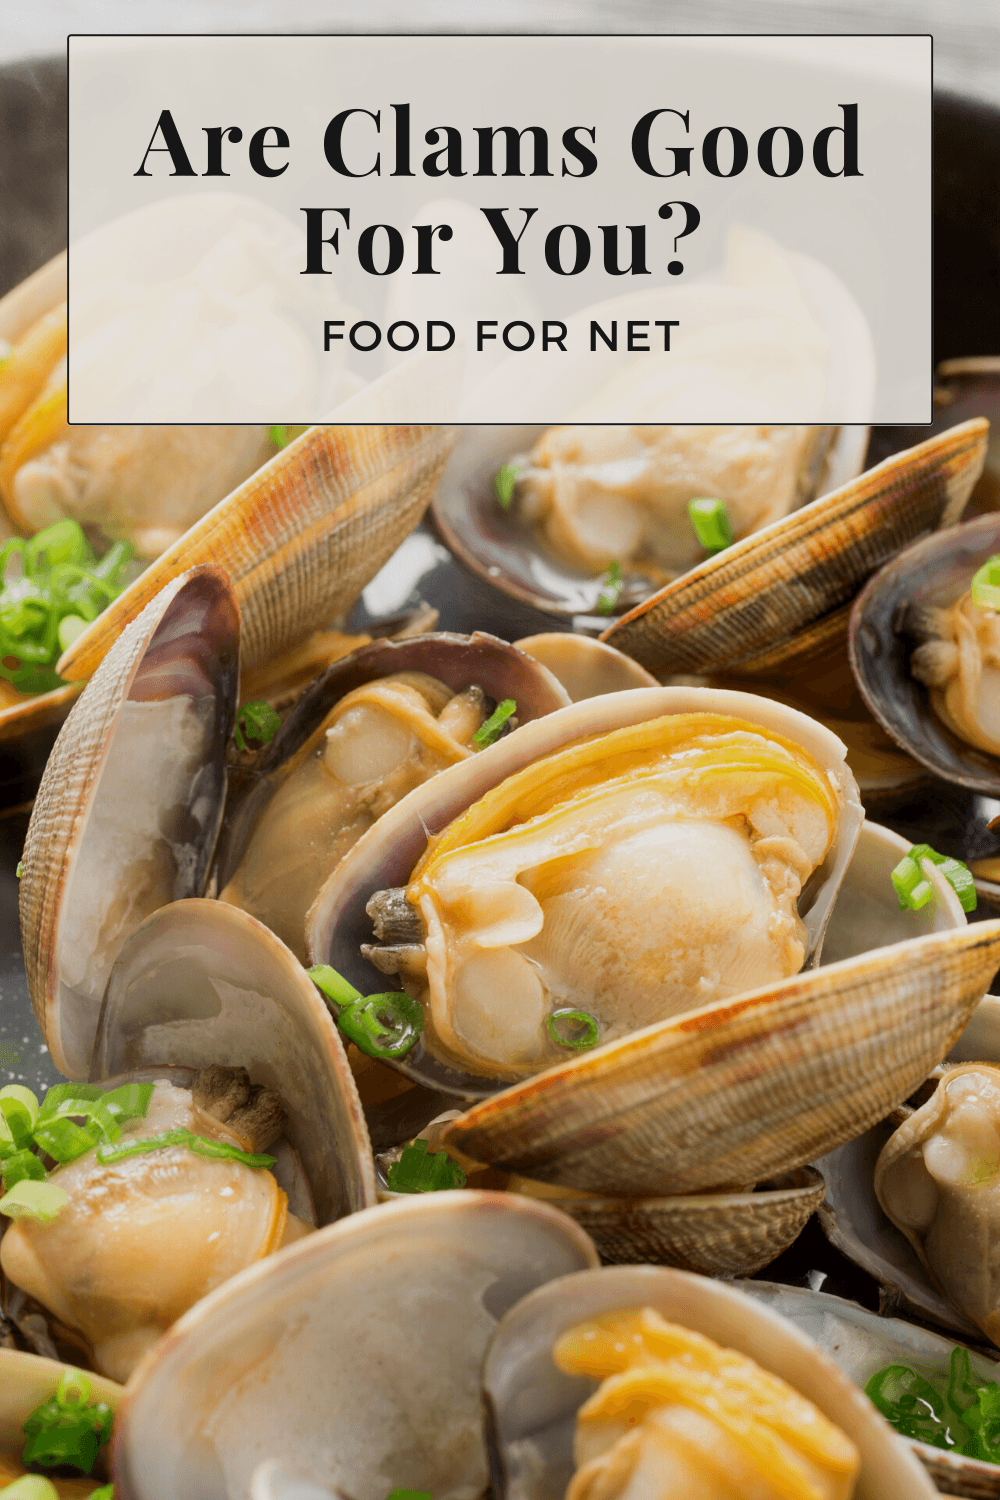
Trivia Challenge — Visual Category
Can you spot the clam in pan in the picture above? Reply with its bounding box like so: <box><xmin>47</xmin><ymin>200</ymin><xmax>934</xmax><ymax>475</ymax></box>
<box><xmin>2</xmin><ymin>897</ymin><xmax>376</xmax><ymax>1385</ymax></box>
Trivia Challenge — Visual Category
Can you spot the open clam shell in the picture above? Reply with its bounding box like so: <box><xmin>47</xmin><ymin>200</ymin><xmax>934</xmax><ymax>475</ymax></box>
<box><xmin>92</xmin><ymin>897</ymin><xmax>377</xmax><ymax>1223</ymax></box>
<box><xmin>513</xmin><ymin>632</ymin><xmax>658</xmax><ymax>700</ymax></box>
<box><xmin>441</xmin><ymin>919</ymin><xmax>1000</xmax><ymax>1198</ymax></box>
<box><xmin>818</xmin><ymin>994</ymin><xmax>1000</xmax><ymax>1342</ymax></box>
<box><xmin>19</xmin><ymin>565</ymin><xmax>240</xmax><ymax>1077</ymax></box>
<box><xmin>512</xmin><ymin>1166</ymin><xmax>826</xmax><ymax>1279</ymax></box>
<box><xmin>740</xmin><ymin>1280</ymin><xmax>1000</xmax><ymax>1500</ymax></box>
<box><xmin>850</xmin><ymin>512</ymin><xmax>1000</xmax><ymax>796</ymax></box>
<box><xmin>0</xmin><ymin>1348</ymin><xmax>122</xmax><ymax>1495</ymax></box>
<box><xmin>111</xmin><ymin>1192</ymin><xmax>598</xmax><ymax>1500</ymax></box>
<box><xmin>57</xmin><ymin>415</ymin><xmax>456</xmax><ymax>687</ymax></box>
<box><xmin>481</xmin><ymin>1265</ymin><xmax>936</xmax><ymax>1500</ymax></box>
<box><xmin>602</xmin><ymin>419</ymin><xmax>989</xmax><ymax>677</ymax></box>
<box><xmin>214</xmin><ymin>629</ymin><xmax>571</xmax><ymax>957</ymax></box>
<box><xmin>306</xmin><ymin>684</ymin><xmax>865</xmax><ymax>1100</ymax></box>
<box><xmin>432</xmin><ymin>423</ymin><xmax>869</xmax><ymax>620</ymax></box>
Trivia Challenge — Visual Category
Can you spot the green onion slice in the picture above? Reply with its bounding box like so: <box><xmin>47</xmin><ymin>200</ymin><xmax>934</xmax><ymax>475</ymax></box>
<box><xmin>95</xmin><ymin>1127</ymin><xmax>275</xmax><ymax>1170</ymax></box>
<box><xmin>894</xmin><ymin>844</ymin><xmax>978</xmax><ymax>914</ymax></box>
<box><xmin>88</xmin><ymin>1488</ymin><xmax>115</xmax><ymax>1500</ymax></box>
<box><xmin>0</xmin><ymin>1084</ymin><xmax>39</xmax><ymax>1124</ymax></box>
<box><xmin>474</xmin><ymin>698</ymin><xmax>517</xmax><ymax>750</ymax></box>
<box><xmin>493</xmin><ymin>462</ymin><xmax>523</xmax><ymax>509</ymax></box>
<box><xmin>234</xmin><ymin>699</ymin><xmax>282</xmax><ymax>753</ymax></box>
<box><xmin>21</xmin><ymin>1369</ymin><xmax>113</xmax><ymax>1476</ymax></box>
<box><xmin>0</xmin><ymin>1478</ymin><xmax>62</xmax><ymax>1499</ymax></box>
<box><xmin>385</xmin><ymin>1491</ymin><xmax>432</xmax><ymax>1499</ymax></box>
<box><xmin>337</xmin><ymin>993</ymin><xmax>424</xmax><ymax>1061</ymax></box>
<box><xmin>546</xmin><ymin>1008</ymin><xmax>600</xmax><ymax>1050</ymax></box>
<box><xmin>866</xmin><ymin>1345</ymin><xmax>1000</xmax><ymax>1461</ymax></box>
<box><xmin>0</xmin><ymin>1179</ymin><xmax>68</xmax><ymax>1222</ymax></box>
<box><xmin>1</xmin><ymin>1149</ymin><xmax>46</xmax><ymax>1191</ymax></box>
<box><xmin>688</xmin><ymin>497</ymin><xmax>734</xmax><ymax>553</ymax></box>
<box><xmin>308</xmin><ymin>963</ymin><xmax>363</xmax><ymax>1011</ymax></box>
<box><xmin>269</xmin><ymin>425</ymin><xmax>288</xmax><ymax>449</ymax></box>
<box><xmin>971</xmin><ymin>555</ymin><xmax>1000</xmax><ymax>612</ymax></box>
<box><xmin>15</xmin><ymin>859</ymin><xmax>22</xmax><ymax>878</ymax></box>
<box><xmin>0</xmin><ymin>1096</ymin><xmax>35</xmax><ymax>1150</ymax></box>
<box><xmin>596</xmin><ymin>559</ymin><xmax>623</xmax><ymax>616</ymax></box>
<box><xmin>386</xmin><ymin>1139</ymin><xmax>466</xmax><ymax>1194</ymax></box>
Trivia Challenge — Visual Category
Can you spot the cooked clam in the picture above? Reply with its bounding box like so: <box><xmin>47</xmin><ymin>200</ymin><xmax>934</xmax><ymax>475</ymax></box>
<box><xmin>0</xmin><ymin>1349</ymin><xmax>122</xmax><ymax>1496</ymax></box>
<box><xmin>309</xmin><ymin>685</ymin><xmax>864</xmax><ymax>1095</ymax></box>
<box><xmin>110</xmin><ymin>1193</ymin><xmax>598</xmax><ymax>1500</ymax></box>
<box><xmin>216</xmin><ymin>632</ymin><xmax>570</xmax><ymax>961</ymax></box>
<box><xmin>3</xmin><ymin>897</ymin><xmax>376</xmax><ymax>1384</ymax></box>
<box><xmin>851</xmin><ymin>512</ymin><xmax>1000</xmax><ymax>795</ymax></box>
<box><xmin>481</xmin><ymin>1265</ymin><xmax>936</xmax><ymax>1499</ymax></box>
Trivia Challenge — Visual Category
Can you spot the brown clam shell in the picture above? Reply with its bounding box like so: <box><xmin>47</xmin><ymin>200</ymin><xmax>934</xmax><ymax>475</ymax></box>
<box><xmin>602</xmin><ymin>419</ymin><xmax>989</xmax><ymax>676</ymax></box>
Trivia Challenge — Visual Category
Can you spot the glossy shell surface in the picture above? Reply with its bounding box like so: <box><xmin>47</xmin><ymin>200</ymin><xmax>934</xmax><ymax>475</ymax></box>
<box><xmin>481</xmin><ymin>1264</ymin><xmax>936</xmax><ymax>1500</ymax></box>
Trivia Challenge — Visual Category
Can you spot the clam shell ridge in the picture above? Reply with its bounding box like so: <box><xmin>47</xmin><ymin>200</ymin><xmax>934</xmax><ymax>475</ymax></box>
<box><xmin>441</xmin><ymin>921</ymin><xmax>1000</xmax><ymax>1197</ymax></box>
<box><xmin>306</xmin><ymin>685</ymin><xmax>864</xmax><ymax>1100</ymax></box>
<box><xmin>19</xmin><ymin>565</ymin><xmax>240</xmax><ymax>1078</ymax></box>
<box><xmin>481</xmin><ymin>1266</ymin><xmax>936</xmax><ymax>1500</ymax></box>
<box><xmin>91</xmin><ymin>897</ymin><xmax>377</xmax><ymax>1223</ymax></box>
<box><xmin>57</xmin><ymin>421</ymin><xmax>456</xmax><ymax>683</ymax></box>
<box><xmin>850</xmin><ymin>511</ymin><xmax>1000</xmax><ymax>796</ymax></box>
<box><xmin>111</xmin><ymin>1193</ymin><xmax>598</xmax><ymax>1500</ymax></box>
<box><xmin>602</xmin><ymin>419</ymin><xmax>989</xmax><ymax>677</ymax></box>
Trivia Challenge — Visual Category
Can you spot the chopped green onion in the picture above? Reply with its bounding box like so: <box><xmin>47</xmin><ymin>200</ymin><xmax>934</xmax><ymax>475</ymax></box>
<box><xmin>32</xmin><ymin>1116</ymin><xmax>104</xmax><ymax>1163</ymax></box>
<box><xmin>21</xmin><ymin>1368</ymin><xmax>112</xmax><ymax>1475</ymax></box>
<box><xmin>866</xmin><ymin>1345</ymin><xmax>1000</xmax><ymax>1463</ymax></box>
<box><xmin>0</xmin><ymin>1084</ymin><xmax>39</xmax><ymax>1124</ymax></box>
<box><xmin>88</xmin><ymin>1488</ymin><xmax>115</xmax><ymax>1500</ymax></box>
<box><xmin>234</xmin><ymin>699</ymin><xmax>282</xmax><ymax>753</ymax></box>
<box><xmin>493</xmin><ymin>462</ymin><xmax>523</xmax><ymax>509</ymax></box>
<box><xmin>308</xmin><ymin>963</ymin><xmax>363</xmax><ymax>1010</ymax></box>
<box><xmin>15</xmin><ymin>859</ymin><xmax>22</xmax><ymax>878</ymax></box>
<box><xmin>688</xmin><ymin>497</ymin><xmax>734</xmax><ymax>553</ymax></box>
<box><xmin>37</xmin><ymin>1082</ymin><xmax>104</xmax><ymax>1116</ymax></box>
<box><xmin>269</xmin><ymin>425</ymin><xmax>288</xmax><ymax>449</ymax></box>
<box><xmin>596</xmin><ymin>559</ymin><xmax>623</xmax><ymax>616</ymax></box>
<box><xmin>95</xmin><ymin>1127</ymin><xmax>274</xmax><ymax>1170</ymax></box>
<box><xmin>0</xmin><ymin>1179</ymin><xmax>68</xmax><ymax>1222</ymax></box>
<box><xmin>895</xmin><ymin>844</ymin><xmax>978</xmax><ymax>914</ymax></box>
<box><xmin>1</xmin><ymin>1149</ymin><xmax>46</xmax><ymax>1191</ymax></box>
<box><xmin>0</xmin><ymin>1478</ymin><xmax>61</xmax><ymax>1499</ymax></box>
<box><xmin>0</xmin><ymin>520</ymin><xmax>134</xmax><ymax>697</ymax></box>
<box><xmin>338</xmin><ymin>993</ymin><xmax>424</xmax><ymax>1061</ymax></box>
<box><xmin>100</xmin><ymin>1082</ymin><xmax>155</xmax><ymax>1123</ymax></box>
<box><xmin>546</xmin><ymin>1008</ymin><xmax>601</xmax><ymax>1050</ymax></box>
<box><xmin>474</xmin><ymin>698</ymin><xmax>517</xmax><ymax>750</ymax></box>
<box><xmin>0</xmin><ymin>1096</ymin><xmax>35</xmax><ymax>1150</ymax></box>
<box><xmin>386</xmin><ymin>1139</ymin><xmax>466</xmax><ymax>1194</ymax></box>
<box><xmin>971</xmin><ymin>555</ymin><xmax>1000</xmax><ymax>613</ymax></box>
<box><xmin>386</xmin><ymin>1491</ymin><xmax>432</xmax><ymax>1499</ymax></box>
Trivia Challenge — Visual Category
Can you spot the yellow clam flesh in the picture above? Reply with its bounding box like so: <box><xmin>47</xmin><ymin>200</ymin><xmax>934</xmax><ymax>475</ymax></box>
<box><xmin>218</xmin><ymin>633</ymin><xmax>569</xmax><ymax>962</ymax></box>
<box><xmin>910</xmin><ymin>592</ymin><xmax>1000</xmax><ymax>757</ymax></box>
<box><xmin>554</xmin><ymin>1306</ymin><xmax>861</xmax><ymax>1500</ymax></box>
<box><xmin>511</xmin><ymin>422</ymin><xmax>834</xmax><ymax>581</ymax></box>
<box><xmin>374</xmin><ymin>709</ymin><xmax>843</xmax><ymax>1079</ymax></box>
<box><xmin>0</xmin><ymin>1068</ymin><xmax>312</xmax><ymax>1384</ymax></box>
<box><xmin>875</xmin><ymin>1063</ymin><xmax>1000</xmax><ymax>1348</ymax></box>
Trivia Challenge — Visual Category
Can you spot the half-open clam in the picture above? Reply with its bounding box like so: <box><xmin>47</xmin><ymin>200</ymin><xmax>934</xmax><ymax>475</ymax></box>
<box><xmin>309</xmin><ymin>685</ymin><xmax>865</xmax><ymax>1097</ymax></box>
<box><xmin>2</xmin><ymin>897</ymin><xmax>375</xmax><ymax>1384</ymax></box>
<box><xmin>481</xmin><ymin>1265</ymin><xmax>935</xmax><ymax>1499</ymax></box>
<box><xmin>0</xmin><ymin>1349</ymin><xmax>122</xmax><ymax>1496</ymax></box>
<box><xmin>111</xmin><ymin>1193</ymin><xmax>598</xmax><ymax>1500</ymax></box>
<box><xmin>215</xmin><ymin>631</ymin><xmax>570</xmax><ymax>961</ymax></box>
<box><xmin>602</xmin><ymin>420</ymin><xmax>988</xmax><ymax>677</ymax></box>
<box><xmin>850</xmin><ymin>512</ymin><xmax>1000</xmax><ymax>796</ymax></box>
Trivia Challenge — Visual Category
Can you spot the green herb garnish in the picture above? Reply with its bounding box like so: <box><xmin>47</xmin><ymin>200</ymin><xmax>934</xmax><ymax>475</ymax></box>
<box><xmin>95</xmin><ymin>1127</ymin><xmax>275</xmax><ymax>1170</ymax></box>
<box><xmin>386</xmin><ymin>1139</ymin><xmax>466</xmax><ymax>1194</ymax></box>
<box><xmin>546</xmin><ymin>1008</ymin><xmax>600</xmax><ymax>1050</ymax></box>
<box><xmin>596</xmin><ymin>559</ymin><xmax>623</xmax><ymax>616</ymax></box>
<box><xmin>867</xmin><ymin>1345</ymin><xmax>1000</xmax><ymax>1463</ymax></box>
<box><xmin>269</xmin><ymin>425</ymin><xmax>308</xmax><ymax>451</ymax></box>
<box><xmin>0</xmin><ymin>1180</ymin><xmax>68</xmax><ymax>1222</ymax></box>
<box><xmin>688</xmin><ymin>497</ymin><xmax>734</xmax><ymax>554</ymax></box>
<box><xmin>1</xmin><ymin>1477</ymin><xmax>60</xmax><ymax>1498</ymax></box>
<box><xmin>308</xmin><ymin>965</ymin><xmax>424</xmax><ymax>1062</ymax></box>
<box><xmin>21</xmin><ymin>1369</ymin><xmax>113</xmax><ymax>1476</ymax></box>
<box><xmin>473</xmin><ymin>698</ymin><xmax>516</xmax><ymax>750</ymax></box>
<box><xmin>493</xmin><ymin>463</ymin><xmax>523</xmax><ymax>510</ymax></box>
<box><xmin>892</xmin><ymin>844</ymin><xmax>977</xmax><ymax>913</ymax></box>
<box><xmin>971</xmin><ymin>555</ymin><xmax>1000</xmax><ymax>612</ymax></box>
<box><xmin>0</xmin><ymin>521</ymin><xmax>133</xmax><ymax>696</ymax></box>
<box><xmin>15</xmin><ymin>859</ymin><xmax>23</xmax><ymax>879</ymax></box>
<box><xmin>88</xmin><ymin>1488</ymin><xmax>114</xmax><ymax>1499</ymax></box>
<box><xmin>386</xmin><ymin>1490</ymin><xmax>432</xmax><ymax>1499</ymax></box>
<box><xmin>234</xmin><ymin>699</ymin><xmax>282</xmax><ymax>753</ymax></box>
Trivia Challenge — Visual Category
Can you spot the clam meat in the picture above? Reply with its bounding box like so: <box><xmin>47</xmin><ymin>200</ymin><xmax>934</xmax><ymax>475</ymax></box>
<box><xmin>0</xmin><ymin>1067</ymin><xmax>312</xmax><ymax>1383</ymax></box>
<box><xmin>508</xmin><ymin>423</ymin><xmax>833</xmax><ymax>582</ymax></box>
<box><xmin>553</xmin><ymin>1306</ymin><xmax>861</xmax><ymax>1499</ymax></box>
<box><xmin>370</xmin><ymin>707</ymin><xmax>844</xmax><ymax>1079</ymax></box>
<box><xmin>875</xmin><ymin>1063</ymin><xmax>1000</xmax><ymax>1348</ymax></box>
<box><xmin>910</xmin><ymin>583</ymin><xmax>1000</xmax><ymax>757</ymax></box>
